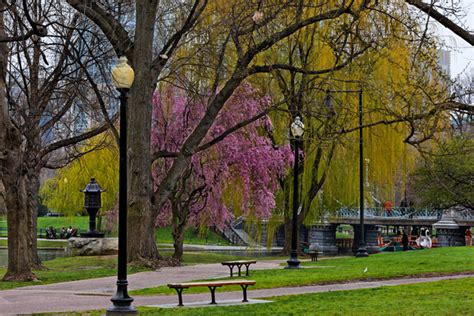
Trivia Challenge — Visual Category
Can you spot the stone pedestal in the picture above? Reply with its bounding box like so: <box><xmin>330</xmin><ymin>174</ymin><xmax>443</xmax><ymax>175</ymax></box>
<box><xmin>67</xmin><ymin>237</ymin><xmax>118</xmax><ymax>256</ymax></box>
<box><xmin>308</xmin><ymin>223</ymin><xmax>338</xmax><ymax>255</ymax></box>
<box><xmin>433</xmin><ymin>207</ymin><xmax>465</xmax><ymax>247</ymax></box>
<box><xmin>352</xmin><ymin>224</ymin><xmax>381</xmax><ymax>254</ymax></box>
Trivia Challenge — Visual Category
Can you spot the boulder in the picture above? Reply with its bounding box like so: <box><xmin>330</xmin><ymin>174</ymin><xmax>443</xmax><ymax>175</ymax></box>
<box><xmin>67</xmin><ymin>237</ymin><xmax>118</xmax><ymax>256</ymax></box>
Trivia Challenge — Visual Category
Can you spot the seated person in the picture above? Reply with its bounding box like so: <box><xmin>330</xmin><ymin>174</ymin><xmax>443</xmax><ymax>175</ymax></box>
<box><xmin>70</xmin><ymin>228</ymin><xmax>77</xmax><ymax>237</ymax></box>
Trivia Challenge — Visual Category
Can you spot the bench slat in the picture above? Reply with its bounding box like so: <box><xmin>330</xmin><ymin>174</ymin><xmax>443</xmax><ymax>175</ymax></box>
<box><xmin>168</xmin><ymin>280</ymin><xmax>256</xmax><ymax>288</ymax></box>
<box><xmin>221</xmin><ymin>260</ymin><xmax>257</xmax><ymax>265</ymax></box>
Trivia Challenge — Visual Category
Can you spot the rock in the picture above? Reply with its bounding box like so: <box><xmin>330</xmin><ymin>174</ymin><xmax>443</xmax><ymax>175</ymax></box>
<box><xmin>67</xmin><ymin>237</ymin><xmax>118</xmax><ymax>256</ymax></box>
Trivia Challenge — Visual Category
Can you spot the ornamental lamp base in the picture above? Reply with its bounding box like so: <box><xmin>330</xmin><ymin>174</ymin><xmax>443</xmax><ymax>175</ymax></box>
<box><xmin>355</xmin><ymin>245</ymin><xmax>369</xmax><ymax>257</ymax></box>
<box><xmin>285</xmin><ymin>257</ymin><xmax>301</xmax><ymax>269</ymax></box>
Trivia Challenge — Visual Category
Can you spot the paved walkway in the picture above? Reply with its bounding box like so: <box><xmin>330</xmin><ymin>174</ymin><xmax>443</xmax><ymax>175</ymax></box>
<box><xmin>0</xmin><ymin>260</ymin><xmax>472</xmax><ymax>315</ymax></box>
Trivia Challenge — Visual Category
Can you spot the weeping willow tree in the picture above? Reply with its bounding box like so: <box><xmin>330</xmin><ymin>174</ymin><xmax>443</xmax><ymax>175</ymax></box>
<box><xmin>40</xmin><ymin>133</ymin><xmax>118</xmax><ymax>222</ymax></box>
<box><xmin>252</xmin><ymin>1</ymin><xmax>451</xmax><ymax>249</ymax></box>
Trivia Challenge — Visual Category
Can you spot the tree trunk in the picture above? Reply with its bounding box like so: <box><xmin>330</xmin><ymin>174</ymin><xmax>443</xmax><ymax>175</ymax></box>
<box><xmin>26</xmin><ymin>167</ymin><xmax>41</xmax><ymax>268</ymax></box>
<box><xmin>0</xmin><ymin>9</ymin><xmax>35</xmax><ymax>280</ymax></box>
<box><xmin>171</xmin><ymin>207</ymin><xmax>187</xmax><ymax>262</ymax></box>
<box><xmin>2</xmin><ymin>173</ymin><xmax>36</xmax><ymax>281</ymax></box>
<box><xmin>127</xmin><ymin>0</ymin><xmax>160</xmax><ymax>265</ymax></box>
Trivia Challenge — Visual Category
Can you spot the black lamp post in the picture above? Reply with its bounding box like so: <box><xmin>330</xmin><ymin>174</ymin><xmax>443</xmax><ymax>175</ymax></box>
<box><xmin>355</xmin><ymin>89</ymin><xmax>368</xmax><ymax>257</ymax></box>
<box><xmin>325</xmin><ymin>89</ymin><xmax>368</xmax><ymax>257</ymax></box>
<box><xmin>81</xmin><ymin>178</ymin><xmax>105</xmax><ymax>238</ymax></box>
<box><xmin>286</xmin><ymin>116</ymin><xmax>304</xmax><ymax>269</ymax></box>
<box><xmin>107</xmin><ymin>56</ymin><xmax>137</xmax><ymax>315</ymax></box>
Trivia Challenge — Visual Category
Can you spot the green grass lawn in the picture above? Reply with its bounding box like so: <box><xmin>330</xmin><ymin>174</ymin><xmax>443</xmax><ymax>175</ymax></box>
<box><xmin>36</xmin><ymin>216</ymin><xmax>89</xmax><ymax>231</ymax></box>
<box><xmin>0</xmin><ymin>215</ymin><xmax>89</xmax><ymax>229</ymax></box>
<box><xmin>131</xmin><ymin>247</ymin><xmax>474</xmax><ymax>296</ymax></box>
<box><xmin>134</xmin><ymin>277</ymin><xmax>474</xmax><ymax>315</ymax></box>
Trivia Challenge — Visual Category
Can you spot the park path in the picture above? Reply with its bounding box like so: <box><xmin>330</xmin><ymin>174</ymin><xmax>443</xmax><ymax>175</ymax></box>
<box><xmin>0</xmin><ymin>260</ymin><xmax>473</xmax><ymax>315</ymax></box>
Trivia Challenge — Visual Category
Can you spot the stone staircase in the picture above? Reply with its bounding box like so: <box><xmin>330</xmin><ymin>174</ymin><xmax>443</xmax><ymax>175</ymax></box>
<box><xmin>220</xmin><ymin>217</ymin><xmax>262</xmax><ymax>247</ymax></box>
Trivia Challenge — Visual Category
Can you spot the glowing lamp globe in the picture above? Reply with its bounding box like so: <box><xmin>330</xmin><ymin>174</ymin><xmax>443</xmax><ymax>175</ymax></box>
<box><xmin>290</xmin><ymin>116</ymin><xmax>304</xmax><ymax>138</ymax></box>
<box><xmin>112</xmin><ymin>56</ymin><xmax>135</xmax><ymax>89</ymax></box>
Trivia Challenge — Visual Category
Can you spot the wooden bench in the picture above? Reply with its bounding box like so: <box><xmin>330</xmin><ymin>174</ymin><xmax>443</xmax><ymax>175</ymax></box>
<box><xmin>221</xmin><ymin>260</ymin><xmax>257</xmax><ymax>277</ymax></box>
<box><xmin>168</xmin><ymin>280</ymin><xmax>256</xmax><ymax>306</ymax></box>
<box><xmin>309</xmin><ymin>251</ymin><xmax>319</xmax><ymax>262</ymax></box>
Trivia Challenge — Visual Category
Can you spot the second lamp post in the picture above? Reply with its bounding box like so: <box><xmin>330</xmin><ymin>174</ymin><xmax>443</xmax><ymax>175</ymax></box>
<box><xmin>286</xmin><ymin>116</ymin><xmax>304</xmax><ymax>269</ymax></box>
<box><xmin>355</xmin><ymin>89</ymin><xmax>368</xmax><ymax>257</ymax></box>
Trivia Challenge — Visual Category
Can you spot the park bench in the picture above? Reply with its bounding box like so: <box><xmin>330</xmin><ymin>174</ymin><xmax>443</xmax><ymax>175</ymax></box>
<box><xmin>308</xmin><ymin>250</ymin><xmax>319</xmax><ymax>262</ymax></box>
<box><xmin>302</xmin><ymin>245</ymin><xmax>319</xmax><ymax>262</ymax></box>
<box><xmin>221</xmin><ymin>260</ymin><xmax>257</xmax><ymax>277</ymax></box>
<box><xmin>168</xmin><ymin>279</ymin><xmax>256</xmax><ymax>306</ymax></box>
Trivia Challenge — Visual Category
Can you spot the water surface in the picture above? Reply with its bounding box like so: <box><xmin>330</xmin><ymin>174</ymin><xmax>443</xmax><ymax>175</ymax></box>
<box><xmin>0</xmin><ymin>248</ymin><xmax>68</xmax><ymax>267</ymax></box>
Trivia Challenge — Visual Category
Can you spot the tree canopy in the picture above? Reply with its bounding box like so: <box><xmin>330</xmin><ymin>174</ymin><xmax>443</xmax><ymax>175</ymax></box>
<box><xmin>413</xmin><ymin>136</ymin><xmax>474</xmax><ymax>209</ymax></box>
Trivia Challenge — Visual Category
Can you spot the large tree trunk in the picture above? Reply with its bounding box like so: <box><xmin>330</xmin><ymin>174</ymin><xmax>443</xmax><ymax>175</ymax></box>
<box><xmin>2</xmin><ymin>172</ymin><xmax>36</xmax><ymax>281</ymax></box>
<box><xmin>127</xmin><ymin>0</ymin><xmax>160</xmax><ymax>265</ymax></box>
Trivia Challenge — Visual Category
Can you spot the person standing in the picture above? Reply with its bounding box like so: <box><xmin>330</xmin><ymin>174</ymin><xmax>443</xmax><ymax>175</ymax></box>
<box><xmin>466</xmin><ymin>228</ymin><xmax>472</xmax><ymax>246</ymax></box>
<box><xmin>383</xmin><ymin>200</ymin><xmax>393</xmax><ymax>216</ymax></box>
<box><xmin>402</xmin><ymin>231</ymin><xmax>409</xmax><ymax>251</ymax></box>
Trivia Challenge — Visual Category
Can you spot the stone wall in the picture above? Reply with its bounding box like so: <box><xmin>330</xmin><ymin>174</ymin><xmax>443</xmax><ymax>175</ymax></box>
<box><xmin>308</xmin><ymin>224</ymin><xmax>338</xmax><ymax>255</ymax></box>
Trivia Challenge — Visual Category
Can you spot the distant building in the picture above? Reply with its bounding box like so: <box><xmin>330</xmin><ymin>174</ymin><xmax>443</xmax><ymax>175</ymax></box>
<box><xmin>437</xmin><ymin>49</ymin><xmax>451</xmax><ymax>77</ymax></box>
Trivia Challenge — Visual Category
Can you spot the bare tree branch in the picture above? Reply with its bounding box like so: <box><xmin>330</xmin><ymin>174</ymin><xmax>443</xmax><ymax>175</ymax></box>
<box><xmin>66</xmin><ymin>0</ymin><xmax>134</xmax><ymax>58</ymax></box>
<box><xmin>40</xmin><ymin>113</ymin><xmax>118</xmax><ymax>158</ymax></box>
<box><xmin>406</xmin><ymin>0</ymin><xmax>474</xmax><ymax>46</ymax></box>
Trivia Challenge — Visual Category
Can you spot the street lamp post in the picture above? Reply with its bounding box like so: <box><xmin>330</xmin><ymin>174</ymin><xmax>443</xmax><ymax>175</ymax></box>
<box><xmin>107</xmin><ymin>56</ymin><xmax>137</xmax><ymax>315</ymax></box>
<box><xmin>286</xmin><ymin>116</ymin><xmax>304</xmax><ymax>269</ymax></box>
<box><xmin>325</xmin><ymin>88</ymin><xmax>368</xmax><ymax>257</ymax></box>
<box><xmin>355</xmin><ymin>89</ymin><xmax>369</xmax><ymax>257</ymax></box>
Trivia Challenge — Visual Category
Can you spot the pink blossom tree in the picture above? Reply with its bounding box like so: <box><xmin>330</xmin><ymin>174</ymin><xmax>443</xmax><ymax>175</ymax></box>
<box><xmin>151</xmin><ymin>83</ymin><xmax>292</xmax><ymax>261</ymax></box>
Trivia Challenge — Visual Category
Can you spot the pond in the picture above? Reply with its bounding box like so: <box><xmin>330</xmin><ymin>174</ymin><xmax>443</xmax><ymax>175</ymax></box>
<box><xmin>0</xmin><ymin>248</ymin><xmax>68</xmax><ymax>267</ymax></box>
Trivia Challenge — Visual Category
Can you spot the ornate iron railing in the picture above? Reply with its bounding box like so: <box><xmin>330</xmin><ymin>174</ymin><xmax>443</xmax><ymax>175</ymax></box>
<box><xmin>335</xmin><ymin>207</ymin><xmax>444</xmax><ymax>220</ymax></box>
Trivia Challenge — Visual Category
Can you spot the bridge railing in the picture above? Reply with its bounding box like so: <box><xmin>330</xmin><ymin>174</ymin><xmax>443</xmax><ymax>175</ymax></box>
<box><xmin>335</xmin><ymin>207</ymin><xmax>443</xmax><ymax>219</ymax></box>
<box><xmin>459</xmin><ymin>209</ymin><xmax>474</xmax><ymax>220</ymax></box>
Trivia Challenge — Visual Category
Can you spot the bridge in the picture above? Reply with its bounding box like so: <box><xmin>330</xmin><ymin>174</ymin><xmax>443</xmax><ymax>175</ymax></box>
<box><xmin>224</xmin><ymin>206</ymin><xmax>473</xmax><ymax>254</ymax></box>
<box><xmin>306</xmin><ymin>206</ymin><xmax>474</xmax><ymax>254</ymax></box>
<box><xmin>332</xmin><ymin>207</ymin><xmax>474</xmax><ymax>226</ymax></box>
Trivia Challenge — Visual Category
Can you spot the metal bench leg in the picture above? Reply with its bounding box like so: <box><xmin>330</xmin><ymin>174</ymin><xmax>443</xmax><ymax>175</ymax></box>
<box><xmin>244</xmin><ymin>263</ymin><xmax>251</xmax><ymax>276</ymax></box>
<box><xmin>208</xmin><ymin>286</ymin><xmax>218</xmax><ymax>304</ymax></box>
<box><xmin>237</xmin><ymin>264</ymin><xmax>242</xmax><ymax>276</ymax></box>
<box><xmin>174</xmin><ymin>288</ymin><xmax>185</xmax><ymax>306</ymax></box>
<box><xmin>241</xmin><ymin>284</ymin><xmax>249</xmax><ymax>302</ymax></box>
<box><xmin>228</xmin><ymin>265</ymin><xmax>234</xmax><ymax>277</ymax></box>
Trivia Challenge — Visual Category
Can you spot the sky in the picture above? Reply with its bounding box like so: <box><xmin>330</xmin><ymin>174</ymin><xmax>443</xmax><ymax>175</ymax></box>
<box><xmin>434</xmin><ymin>0</ymin><xmax>474</xmax><ymax>79</ymax></box>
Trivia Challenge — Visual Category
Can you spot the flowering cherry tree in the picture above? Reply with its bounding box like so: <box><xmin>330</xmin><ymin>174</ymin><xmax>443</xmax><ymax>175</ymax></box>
<box><xmin>151</xmin><ymin>83</ymin><xmax>292</xmax><ymax>261</ymax></box>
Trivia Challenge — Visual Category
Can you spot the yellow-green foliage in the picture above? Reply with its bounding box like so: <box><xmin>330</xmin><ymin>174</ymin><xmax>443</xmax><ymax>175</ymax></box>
<box><xmin>40</xmin><ymin>133</ymin><xmax>118</xmax><ymax>215</ymax></box>
<box><xmin>260</xmin><ymin>3</ymin><xmax>448</xmax><ymax>223</ymax></box>
<box><xmin>304</xmin><ymin>59</ymin><xmax>444</xmax><ymax>220</ymax></box>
